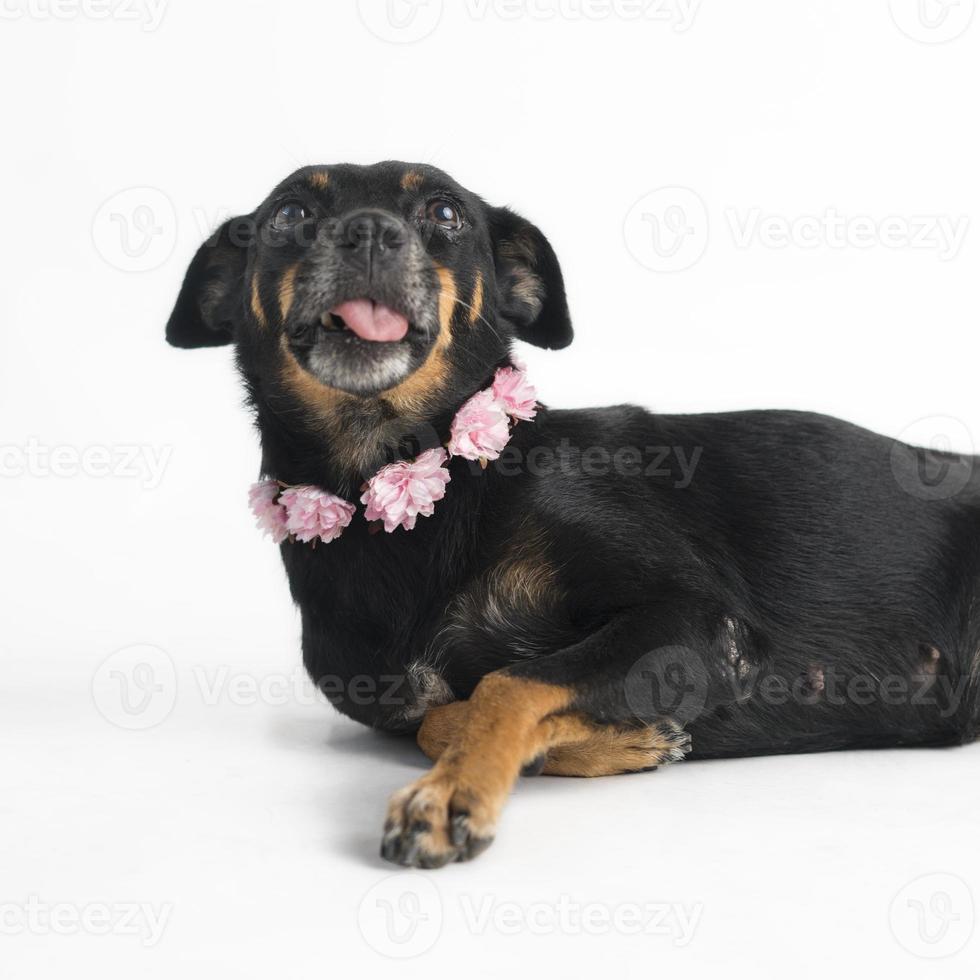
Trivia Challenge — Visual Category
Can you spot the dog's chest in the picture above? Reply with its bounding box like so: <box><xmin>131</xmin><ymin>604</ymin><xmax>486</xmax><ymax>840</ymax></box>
<box><xmin>285</xmin><ymin>537</ymin><xmax>571</xmax><ymax>730</ymax></box>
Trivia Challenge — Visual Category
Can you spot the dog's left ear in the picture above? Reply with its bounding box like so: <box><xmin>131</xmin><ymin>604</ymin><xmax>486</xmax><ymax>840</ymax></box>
<box><xmin>489</xmin><ymin>207</ymin><xmax>573</xmax><ymax>349</ymax></box>
<box><xmin>166</xmin><ymin>215</ymin><xmax>254</xmax><ymax>349</ymax></box>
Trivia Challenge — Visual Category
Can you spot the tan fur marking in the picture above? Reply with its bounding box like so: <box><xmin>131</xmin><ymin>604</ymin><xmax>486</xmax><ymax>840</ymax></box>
<box><xmin>278</xmin><ymin>263</ymin><xmax>300</xmax><ymax>321</ymax></box>
<box><xmin>495</xmin><ymin>558</ymin><xmax>556</xmax><ymax>609</ymax></box>
<box><xmin>382</xmin><ymin>265</ymin><xmax>456</xmax><ymax>416</ymax></box>
<box><xmin>309</xmin><ymin>171</ymin><xmax>329</xmax><ymax>190</ymax></box>
<box><xmin>250</xmin><ymin>274</ymin><xmax>267</xmax><ymax>328</ymax></box>
<box><xmin>540</xmin><ymin>719</ymin><xmax>689</xmax><ymax>777</ymax></box>
<box><xmin>499</xmin><ymin>235</ymin><xmax>545</xmax><ymax>311</ymax></box>
<box><xmin>418</xmin><ymin>701</ymin><xmax>689</xmax><ymax>777</ymax></box>
<box><xmin>436</xmin><ymin>264</ymin><xmax>458</xmax><ymax>333</ymax></box>
<box><xmin>277</xmin><ymin>336</ymin><xmax>349</xmax><ymax>423</ymax></box>
<box><xmin>512</xmin><ymin>269</ymin><xmax>544</xmax><ymax>308</ymax></box>
<box><xmin>495</xmin><ymin>522</ymin><xmax>560</xmax><ymax>609</ymax></box>
<box><xmin>385</xmin><ymin>675</ymin><xmax>573</xmax><ymax>857</ymax></box>
<box><xmin>400</xmin><ymin>170</ymin><xmax>424</xmax><ymax>192</ymax></box>
<box><xmin>430</xmin><ymin>522</ymin><xmax>562</xmax><ymax>664</ymax></box>
<box><xmin>469</xmin><ymin>272</ymin><xmax>484</xmax><ymax>325</ymax></box>
<box><xmin>277</xmin><ymin>338</ymin><xmax>427</xmax><ymax>475</ymax></box>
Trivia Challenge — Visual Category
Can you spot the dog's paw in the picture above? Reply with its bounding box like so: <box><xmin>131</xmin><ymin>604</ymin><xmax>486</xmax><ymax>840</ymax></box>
<box><xmin>604</xmin><ymin>719</ymin><xmax>692</xmax><ymax>773</ymax></box>
<box><xmin>381</xmin><ymin>773</ymin><xmax>497</xmax><ymax>868</ymax></box>
<box><xmin>647</xmin><ymin>718</ymin><xmax>694</xmax><ymax>767</ymax></box>
<box><xmin>542</xmin><ymin>718</ymin><xmax>692</xmax><ymax>777</ymax></box>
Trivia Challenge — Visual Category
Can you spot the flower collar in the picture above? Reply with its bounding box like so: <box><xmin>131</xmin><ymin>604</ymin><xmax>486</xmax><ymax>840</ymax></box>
<box><xmin>249</xmin><ymin>363</ymin><xmax>537</xmax><ymax>545</ymax></box>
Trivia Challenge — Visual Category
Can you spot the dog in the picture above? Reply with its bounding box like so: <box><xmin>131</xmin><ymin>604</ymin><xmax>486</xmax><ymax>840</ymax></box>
<box><xmin>167</xmin><ymin>161</ymin><xmax>980</xmax><ymax>868</ymax></box>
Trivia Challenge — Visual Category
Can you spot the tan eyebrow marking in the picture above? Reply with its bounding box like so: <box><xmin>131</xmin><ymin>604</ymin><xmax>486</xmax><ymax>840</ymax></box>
<box><xmin>309</xmin><ymin>171</ymin><xmax>329</xmax><ymax>190</ymax></box>
<box><xmin>469</xmin><ymin>272</ymin><xmax>484</xmax><ymax>325</ymax></box>
<box><xmin>250</xmin><ymin>273</ymin><xmax>267</xmax><ymax>328</ymax></box>
<box><xmin>278</xmin><ymin>263</ymin><xmax>299</xmax><ymax>321</ymax></box>
<box><xmin>400</xmin><ymin>170</ymin><xmax>424</xmax><ymax>192</ymax></box>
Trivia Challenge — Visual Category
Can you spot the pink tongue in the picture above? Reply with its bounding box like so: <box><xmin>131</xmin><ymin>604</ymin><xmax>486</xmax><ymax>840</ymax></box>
<box><xmin>330</xmin><ymin>299</ymin><xmax>409</xmax><ymax>342</ymax></box>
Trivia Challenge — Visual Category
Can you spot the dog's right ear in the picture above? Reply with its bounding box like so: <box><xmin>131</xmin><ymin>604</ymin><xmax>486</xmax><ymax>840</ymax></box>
<box><xmin>166</xmin><ymin>216</ymin><xmax>254</xmax><ymax>349</ymax></box>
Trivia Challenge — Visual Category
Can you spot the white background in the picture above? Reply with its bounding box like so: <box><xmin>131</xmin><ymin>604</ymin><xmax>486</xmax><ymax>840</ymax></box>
<box><xmin>2</xmin><ymin>0</ymin><xmax>979</xmax><ymax>976</ymax></box>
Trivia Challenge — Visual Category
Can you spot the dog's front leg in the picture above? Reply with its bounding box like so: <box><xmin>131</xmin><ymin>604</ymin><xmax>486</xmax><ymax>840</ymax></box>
<box><xmin>381</xmin><ymin>673</ymin><xmax>573</xmax><ymax>868</ymax></box>
<box><xmin>381</xmin><ymin>603</ymin><xmax>714</xmax><ymax>867</ymax></box>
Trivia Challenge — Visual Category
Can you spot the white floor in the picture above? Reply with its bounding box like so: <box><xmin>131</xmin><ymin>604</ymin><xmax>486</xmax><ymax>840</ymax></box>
<box><xmin>4</xmin><ymin>631</ymin><xmax>978</xmax><ymax>978</ymax></box>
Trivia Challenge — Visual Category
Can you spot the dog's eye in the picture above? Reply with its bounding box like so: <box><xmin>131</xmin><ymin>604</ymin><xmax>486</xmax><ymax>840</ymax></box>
<box><xmin>272</xmin><ymin>202</ymin><xmax>310</xmax><ymax>231</ymax></box>
<box><xmin>426</xmin><ymin>199</ymin><xmax>463</xmax><ymax>230</ymax></box>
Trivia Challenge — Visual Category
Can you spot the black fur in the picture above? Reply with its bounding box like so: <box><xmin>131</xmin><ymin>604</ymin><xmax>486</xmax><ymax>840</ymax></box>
<box><xmin>167</xmin><ymin>161</ymin><xmax>980</xmax><ymax>778</ymax></box>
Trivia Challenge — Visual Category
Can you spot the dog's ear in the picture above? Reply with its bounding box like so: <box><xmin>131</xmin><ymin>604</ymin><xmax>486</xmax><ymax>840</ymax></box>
<box><xmin>166</xmin><ymin>216</ymin><xmax>254</xmax><ymax>349</ymax></box>
<box><xmin>489</xmin><ymin>207</ymin><xmax>573</xmax><ymax>350</ymax></box>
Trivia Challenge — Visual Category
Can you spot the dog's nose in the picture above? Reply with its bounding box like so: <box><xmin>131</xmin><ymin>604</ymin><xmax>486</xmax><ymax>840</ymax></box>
<box><xmin>338</xmin><ymin>209</ymin><xmax>408</xmax><ymax>273</ymax></box>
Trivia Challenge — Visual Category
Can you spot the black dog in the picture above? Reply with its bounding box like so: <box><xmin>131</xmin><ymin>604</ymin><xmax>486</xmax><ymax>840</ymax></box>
<box><xmin>167</xmin><ymin>161</ymin><xmax>980</xmax><ymax>868</ymax></box>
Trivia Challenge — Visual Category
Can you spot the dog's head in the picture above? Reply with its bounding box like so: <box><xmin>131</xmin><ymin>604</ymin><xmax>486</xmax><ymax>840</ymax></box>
<box><xmin>167</xmin><ymin>162</ymin><xmax>572</xmax><ymax>417</ymax></box>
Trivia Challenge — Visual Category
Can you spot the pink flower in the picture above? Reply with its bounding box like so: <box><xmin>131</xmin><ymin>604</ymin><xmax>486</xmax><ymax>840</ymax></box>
<box><xmin>492</xmin><ymin>366</ymin><xmax>538</xmax><ymax>422</ymax></box>
<box><xmin>362</xmin><ymin>448</ymin><xmax>451</xmax><ymax>533</ymax></box>
<box><xmin>248</xmin><ymin>479</ymin><xmax>289</xmax><ymax>544</ymax></box>
<box><xmin>447</xmin><ymin>389</ymin><xmax>512</xmax><ymax>461</ymax></box>
<box><xmin>280</xmin><ymin>485</ymin><xmax>355</xmax><ymax>544</ymax></box>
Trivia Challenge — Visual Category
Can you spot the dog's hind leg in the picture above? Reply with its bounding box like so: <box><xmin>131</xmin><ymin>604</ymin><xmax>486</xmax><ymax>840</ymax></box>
<box><xmin>418</xmin><ymin>700</ymin><xmax>691</xmax><ymax>777</ymax></box>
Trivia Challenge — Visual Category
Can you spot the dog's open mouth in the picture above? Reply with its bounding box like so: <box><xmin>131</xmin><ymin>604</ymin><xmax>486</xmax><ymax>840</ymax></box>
<box><xmin>321</xmin><ymin>299</ymin><xmax>411</xmax><ymax>343</ymax></box>
<box><xmin>290</xmin><ymin>294</ymin><xmax>430</xmax><ymax>395</ymax></box>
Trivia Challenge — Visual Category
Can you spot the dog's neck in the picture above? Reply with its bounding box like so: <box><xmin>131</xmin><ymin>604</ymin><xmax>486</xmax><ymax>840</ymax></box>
<box><xmin>248</xmin><ymin>363</ymin><xmax>506</xmax><ymax>499</ymax></box>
